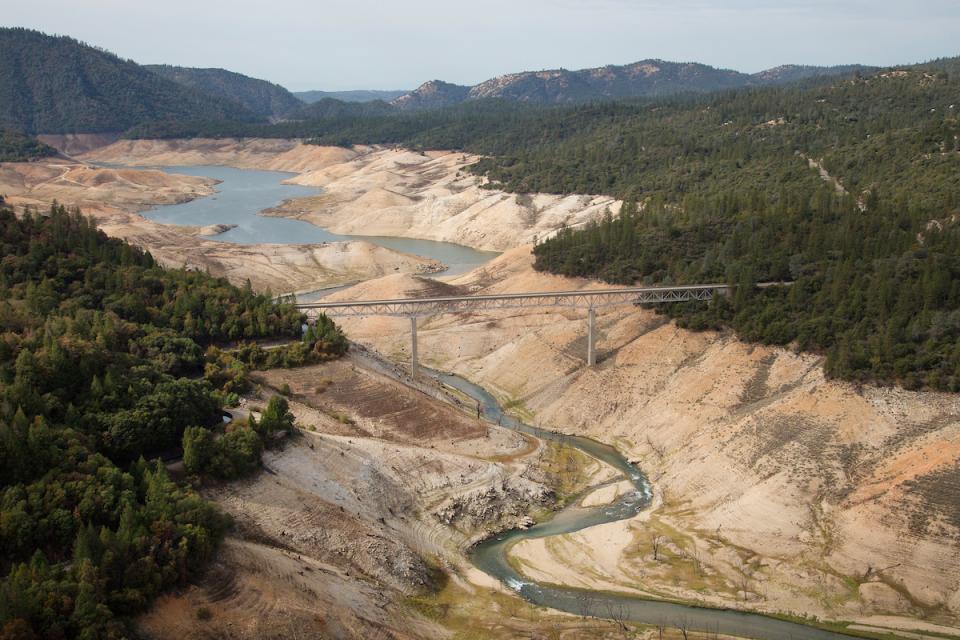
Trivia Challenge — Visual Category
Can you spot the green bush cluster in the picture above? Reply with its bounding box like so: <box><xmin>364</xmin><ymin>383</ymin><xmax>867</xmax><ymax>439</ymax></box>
<box><xmin>0</xmin><ymin>128</ymin><xmax>56</xmax><ymax>162</ymax></box>
<box><xmin>182</xmin><ymin>396</ymin><xmax>296</xmax><ymax>480</ymax></box>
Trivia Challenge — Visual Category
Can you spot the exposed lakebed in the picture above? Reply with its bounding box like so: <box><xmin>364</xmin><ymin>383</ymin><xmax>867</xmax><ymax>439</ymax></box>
<box><xmin>134</xmin><ymin>164</ymin><xmax>500</xmax><ymax>285</ymax></box>
<box><xmin>435</xmin><ymin>370</ymin><xmax>859</xmax><ymax>640</ymax></box>
<box><xmin>133</xmin><ymin>164</ymin><xmax>857</xmax><ymax>638</ymax></box>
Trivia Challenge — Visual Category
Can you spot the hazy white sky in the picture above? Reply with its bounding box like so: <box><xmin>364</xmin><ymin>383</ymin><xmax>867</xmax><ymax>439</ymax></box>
<box><xmin>6</xmin><ymin>0</ymin><xmax>959</xmax><ymax>91</ymax></box>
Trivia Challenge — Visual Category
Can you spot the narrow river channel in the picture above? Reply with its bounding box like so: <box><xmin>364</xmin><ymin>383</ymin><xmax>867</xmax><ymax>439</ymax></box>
<box><xmin>432</xmin><ymin>370</ymin><xmax>860</xmax><ymax>640</ymax></box>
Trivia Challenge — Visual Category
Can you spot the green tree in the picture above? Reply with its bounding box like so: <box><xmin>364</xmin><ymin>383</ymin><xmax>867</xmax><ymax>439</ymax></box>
<box><xmin>182</xmin><ymin>427</ymin><xmax>214</xmax><ymax>475</ymax></box>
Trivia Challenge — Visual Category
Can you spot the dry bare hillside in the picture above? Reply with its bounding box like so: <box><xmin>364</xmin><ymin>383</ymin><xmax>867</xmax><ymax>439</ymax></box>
<box><xmin>80</xmin><ymin>139</ymin><xmax>622</xmax><ymax>251</ymax></box>
<box><xmin>139</xmin><ymin>355</ymin><xmax>622</xmax><ymax>639</ymax></box>
<box><xmin>0</xmin><ymin>157</ymin><xmax>443</xmax><ymax>292</ymax></box>
<box><xmin>79</xmin><ymin>137</ymin><xmax>359</xmax><ymax>172</ymax></box>
<box><xmin>329</xmin><ymin>246</ymin><xmax>960</xmax><ymax>638</ymax></box>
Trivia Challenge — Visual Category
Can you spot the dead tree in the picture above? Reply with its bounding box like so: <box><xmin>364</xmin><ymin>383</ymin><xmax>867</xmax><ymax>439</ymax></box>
<box><xmin>646</xmin><ymin>435</ymin><xmax>666</xmax><ymax>461</ymax></box>
<box><xmin>736</xmin><ymin>558</ymin><xmax>755</xmax><ymax>602</ymax></box>
<box><xmin>675</xmin><ymin>619</ymin><xmax>691</xmax><ymax>640</ymax></box>
<box><xmin>575</xmin><ymin>590</ymin><xmax>596</xmax><ymax>619</ymax></box>
<box><xmin>684</xmin><ymin>544</ymin><xmax>705</xmax><ymax>576</ymax></box>
<box><xmin>603</xmin><ymin>600</ymin><xmax>629</xmax><ymax>637</ymax></box>
<box><xmin>651</xmin><ymin>534</ymin><xmax>667</xmax><ymax>561</ymax></box>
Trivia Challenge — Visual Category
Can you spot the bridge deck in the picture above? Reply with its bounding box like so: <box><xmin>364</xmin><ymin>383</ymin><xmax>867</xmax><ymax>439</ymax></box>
<box><xmin>291</xmin><ymin>282</ymin><xmax>784</xmax><ymax>373</ymax></box>
<box><xmin>295</xmin><ymin>284</ymin><xmax>731</xmax><ymax>318</ymax></box>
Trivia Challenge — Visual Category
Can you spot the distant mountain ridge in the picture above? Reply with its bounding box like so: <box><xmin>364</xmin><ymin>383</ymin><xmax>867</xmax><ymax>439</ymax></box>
<box><xmin>286</xmin><ymin>97</ymin><xmax>395</xmax><ymax>121</ymax></box>
<box><xmin>391</xmin><ymin>80</ymin><xmax>471</xmax><ymax>111</ymax></box>
<box><xmin>294</xmin><ymin>89</ymin><xmax>409</xmax><ymax>103</ymax></box>
<box><xmin>752</xmin><ymin>64</ymin><xmax>871</xmax><ymax>84</ymax></box>
<box><xmin>145</xmin><ymin>65</ymin><xmax>303</xmax><ymax>118</ymax></box>
<box><xmin>0</xmin><ymin>28</ymin><xmax>259</xmax><ymax>134</ymax></box>
<box><xmin>390</xmin><ymin>59</ymin><xmax>876</xmax><ymax>110</ymax></box>
<box><xmin>0</xmin><ymin>27</ymin><xmax>885</xmax><ymax>134</ymax></box>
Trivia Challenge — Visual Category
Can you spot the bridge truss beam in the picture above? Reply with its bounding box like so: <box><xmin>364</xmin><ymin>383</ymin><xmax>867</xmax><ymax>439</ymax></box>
<box><xmin>296</xmin><ymin>285</ymin><xmax>726</xmax><ymax>321</ymax></box>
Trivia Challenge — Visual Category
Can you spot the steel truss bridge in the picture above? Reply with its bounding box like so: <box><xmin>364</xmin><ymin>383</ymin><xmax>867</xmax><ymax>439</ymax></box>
<box><xmin>295</xmin><ymin>284</ymin><xmax>732</xmax><ymax>375</ymax></box>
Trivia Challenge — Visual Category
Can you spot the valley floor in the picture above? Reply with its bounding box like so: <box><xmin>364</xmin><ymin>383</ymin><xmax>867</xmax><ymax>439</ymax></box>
<box><xmin>139</xmin><ymin>352</ymin><xmax>649</xmax><ymax>640</ymax></box>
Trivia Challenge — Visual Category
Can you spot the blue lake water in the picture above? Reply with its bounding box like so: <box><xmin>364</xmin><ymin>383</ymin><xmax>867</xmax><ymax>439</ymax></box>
<box><xmin>137</xmin><ymin>165</ymin><xmax>500</xmax><ymax>283</ymax></box>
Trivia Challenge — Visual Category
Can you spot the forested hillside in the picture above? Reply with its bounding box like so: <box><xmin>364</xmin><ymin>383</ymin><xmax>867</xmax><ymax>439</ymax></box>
<box><xmin>0</xmin><ymin>28</ymin><xmax>258</xmax><ymax>133</ymax></box>
<box><xmin>518</xmin><ymin>68</ymin><xmax>960</xmax><ymax>390</ymax></box>
<box><xmin>145</xmin><ymin>65</ymin><xmax>304</xmax><ymax>118</ymax></box>
<box><xmin>0</xmin><ymin>129</ymin><xmax>57</xmax><ymax>162</ymax></box>
<box><xmin>294</xmin><ymin>89</ymin><xmax>409</xmax><ymax>103</ymax></box>
<box><xmin>286</xmin><ymin>96</ymin><xmax>396</xmax><ymax>121</ymax></box>
<box><xmin>0</xmin><ymin>205</ymin><xmax>346</xmax><ymax>637</ymax></box>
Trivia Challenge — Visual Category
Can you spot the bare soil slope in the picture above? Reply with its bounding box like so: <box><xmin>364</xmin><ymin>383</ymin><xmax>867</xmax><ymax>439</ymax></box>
<box><xmin>80</xmin><ymin>140</ymin><xmax>621</xmax><ymax>251</ymax></box>
<box><xmin>79</xmin><ymin>137</ymin><xmax>359</xmax><ymax>172</ymax></box>
<box><xmin>0</xmin><ymin>160</ymin><xmax>442</xmax><ymax>292</ymax></box>
<box><xmin>139</xmin><ymin>354</ymin><xmax>588</xmax><ymax>639</ymax></box>
<box><xmin>0</xmin><ymin>160</ymin><xmax>216</xmax><ymax>208</ymax></box>
<box><xmin>330</xmin><ymin>246</ymin><xmax>960</xmax><ymax>638</ymax></box>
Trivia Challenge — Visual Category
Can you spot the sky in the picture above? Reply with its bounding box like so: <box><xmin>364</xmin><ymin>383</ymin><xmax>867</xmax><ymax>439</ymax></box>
<box><xmin>5</xmin><ymin>0</ymin><xmax>960</xmax><ymax>91</ymax></box>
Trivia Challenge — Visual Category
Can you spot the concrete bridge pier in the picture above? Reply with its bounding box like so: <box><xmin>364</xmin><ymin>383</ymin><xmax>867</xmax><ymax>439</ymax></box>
<box><xmin>587</xmin><ymin>307</ymin><xmax>596</xmax><ymax>367</ymax></box>
<box><xmin>410</xmin><ymin>316</ymin><xmax>419</xmax><ymax>378</ymax></box>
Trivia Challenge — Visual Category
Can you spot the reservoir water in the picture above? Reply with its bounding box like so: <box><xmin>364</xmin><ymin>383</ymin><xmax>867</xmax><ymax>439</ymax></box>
<box><xmin>137</xmin><ymin>165</ymin><xmax>500</xmax><ymax>283</ymax></box>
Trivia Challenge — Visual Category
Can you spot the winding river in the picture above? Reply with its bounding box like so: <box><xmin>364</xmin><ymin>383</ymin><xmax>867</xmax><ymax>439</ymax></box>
<box><xmin>135</xmin><ymin>165</ymin><xmax>500</xmax><ymax>294</ymax></box>
<box><xmin>434</xmin><ymin>371</ymin><xmax>859</xmax><ymax>640</ymax></box>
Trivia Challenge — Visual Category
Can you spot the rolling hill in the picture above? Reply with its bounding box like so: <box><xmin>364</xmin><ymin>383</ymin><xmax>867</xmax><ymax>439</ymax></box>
<box><xmin>145</xmin><ymin>64</ymin><xmax>304</xmax><ymax>118</ymax></box>
<box><xmin>0</xmin><ymin>28</ymin><xmax>259</xmax><ymax>134</ymax></box>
